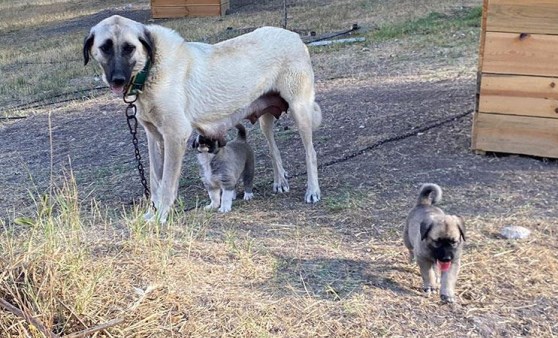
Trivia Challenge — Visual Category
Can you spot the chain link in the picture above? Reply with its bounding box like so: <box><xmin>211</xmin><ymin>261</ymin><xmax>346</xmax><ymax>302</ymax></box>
<box><xmin>124</xmin><ymin>98</ymin><xmax>151</xmax><ymax>201</ymax></box>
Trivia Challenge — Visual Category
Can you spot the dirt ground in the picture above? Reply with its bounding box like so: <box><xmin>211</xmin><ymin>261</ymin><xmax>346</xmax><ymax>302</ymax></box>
<box><xmin>1</xmin><ymin>2</ymin><xmax>558</xmax><ymax>337</ymax></box>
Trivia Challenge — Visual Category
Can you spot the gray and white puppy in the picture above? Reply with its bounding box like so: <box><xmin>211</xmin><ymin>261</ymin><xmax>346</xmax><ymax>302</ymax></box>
<box><xmin>192</xmin><ymin>124</ymin><xmax>254</xmax><ymax>213</ymax></box>
<box><xmin>404</xmin><ymin>183</ymin><xmax>466</xmax><ymax>303</ymax></box>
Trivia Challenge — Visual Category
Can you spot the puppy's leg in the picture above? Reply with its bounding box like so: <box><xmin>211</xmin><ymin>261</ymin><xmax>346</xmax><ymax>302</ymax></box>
<box><xmin>259</xmin><ymin>113</ymin><xmax>289</xmax><ymax>193</ymax></box>
<box><xmin>243</xmin><ymin>150</ymin><xmax>255</xmax><ymax>201</ymax></box>
<box><xmin>417</xmin><ymin>257</ymin><xmax>436</xmax><ymax>296</ymax></box>
<box><xmin>403</xmin><ymin>223</ymin><xmax>415</xmax><ymax>263</ymax></box>
<box><xmin>219</xmin><ymin>189</ymin><xmax>235</xmax><ymax>213</ymax></box>
<box><xmin>440</xmin><ymin>259</ymin><xmax>460</xmax><ymax>303</ymax></box>
<box><xmin>290</xmin><ymin>100</ymin><xmax>320</xmax><ymax>203</ymax></box>
<box><xmin>205</xmin><ymin>187</ymin><xmax>220</xmax><ymax>210</ymax></box>
<box><xmin>143</xmin><ymin>123</ymin><xmax>164</xmax><ymax>221</ymax></box>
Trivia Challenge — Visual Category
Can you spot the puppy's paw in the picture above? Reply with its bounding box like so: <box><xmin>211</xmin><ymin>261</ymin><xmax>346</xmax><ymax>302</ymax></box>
<box><xmin>243</xmin><ymin>192</ymin><xmax>254</xmax><ymax>201</ymax></box>
<box><xmin>440</xmin><ymin>294</ymin><xmax>455</xmax><ymax>303</ymax></box>
<box><xmin>218</xmin><ymin>205</ymin><xmax>232</xmax><ymax>213</ymax></box>
<box><xmin>204</xmin><ymin>203</ymin><xmax>219</xmax><ymax>210</ymax></box>
<box><xmin>232</xmin><ymin>190</ymin><xmax>237</xmax><ymax>200</ymax></box>
<box><xmin>423</xmin><ymin>287</ymin><xmax>434</xmax><ymax>296</ymax></box>
<box><xmin>305</xmin><ymin>188</ymin><xmax>321</xmax><ymax>203</ymax></box>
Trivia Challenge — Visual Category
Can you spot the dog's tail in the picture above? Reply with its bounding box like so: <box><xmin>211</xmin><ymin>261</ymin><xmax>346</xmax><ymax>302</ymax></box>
<box><xmin>235</xmin><ymin>124</ymin><xmax>247</xmax><ymax>141</ymax></box>
<box><xmin>416</xmin><ymin>183</ymin><xmax>442</xmax><ymax>206</ymax></box>
<box><xmin>312</xmin><ymin>102</ymin><xmax>322</xmax><ymax>130</ymax></box>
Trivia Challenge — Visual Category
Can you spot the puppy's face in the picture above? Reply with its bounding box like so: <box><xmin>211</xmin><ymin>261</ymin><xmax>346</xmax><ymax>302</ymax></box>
<box><xmin>420</xmin><ymin>215</ymin><xmax>465</xmax><ymax>269</ymax></box>
<box><xmin>83</xmin><ymin>15</ymin><xmax>154</xmax><ymax>96</ymax></box>
<box><xmin>192</xmin><ymin>135</ymin><xmax>225</xmax><ymax>154</ymax></box>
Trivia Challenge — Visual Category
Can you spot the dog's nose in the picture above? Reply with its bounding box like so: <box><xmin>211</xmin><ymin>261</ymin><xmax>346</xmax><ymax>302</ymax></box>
<box><xmin>111</xmin><ymin>75</ymin><xmax>127</xmax><ymax>87</ymax></box>
<box><xmin>441</xmin><ymin>256</ymin><xmax>452</xmax><ymax>262</ymax></box>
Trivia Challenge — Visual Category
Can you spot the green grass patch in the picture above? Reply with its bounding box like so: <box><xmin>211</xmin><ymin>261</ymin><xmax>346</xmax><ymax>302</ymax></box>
<box><xmin>372</xmin><ymin>6</ymin><xmax>482</xmax><ymax>41</ymax></box>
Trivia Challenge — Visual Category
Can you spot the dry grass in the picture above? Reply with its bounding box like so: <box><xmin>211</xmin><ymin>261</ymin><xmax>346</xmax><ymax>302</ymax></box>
<box><xmin>2</xmin><ymin>0</ymin><xmax>558</xmax><ymax>337</ymax></box>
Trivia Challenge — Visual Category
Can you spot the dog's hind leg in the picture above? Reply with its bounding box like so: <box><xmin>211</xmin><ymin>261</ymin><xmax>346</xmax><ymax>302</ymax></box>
<box><xmin>290</xmin><ymin>99</ymin><xmax>321</xmax><ymax>203</ymax></box>
<box><xmin>259</xmin><ymin>113</ymin><xmax>289</xmax><ymax>193</ymax></box>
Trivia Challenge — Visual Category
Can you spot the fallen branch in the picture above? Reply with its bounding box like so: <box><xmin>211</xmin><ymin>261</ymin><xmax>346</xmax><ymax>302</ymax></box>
<box><xmin>63</xmin><ymin>318</ymin><xmax>123</xmax><ymax>338</ymax></box>
<box><xmin>0</xmin><ymin>298</ymin><xmax>59</xmax><ymax>338</ymax></box>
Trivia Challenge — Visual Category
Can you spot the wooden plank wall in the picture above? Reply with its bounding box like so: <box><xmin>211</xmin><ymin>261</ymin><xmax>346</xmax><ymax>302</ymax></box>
<box><xmin>151</xmin><ymin>0</ymin><xmax>229</xmax><ymax>18</ymax></box>
<box><xmin>472</xmin><ymin>0</ymin><xmax>558</xmax><ymax>158</ymax></box>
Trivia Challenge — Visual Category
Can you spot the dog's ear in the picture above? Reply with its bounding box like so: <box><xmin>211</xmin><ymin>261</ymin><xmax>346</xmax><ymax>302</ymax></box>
<box><xmin>139</xmin><ymin>29</ymin><xmax>154</xmax><ymax>61</ymax></box>
<box><xmin>420</xmin><ymin>220</ymin><xmax>433</xmax><ymax>241</ymax></box>
<box><xmin>456</xmin><ymin>215</ymin><xmax>466</xmax><ymax>242</ymax></box>
<box><xmin>83</xmin><ymin>32</ymin><xmax>94</xmax><ymax>65</ymax></box>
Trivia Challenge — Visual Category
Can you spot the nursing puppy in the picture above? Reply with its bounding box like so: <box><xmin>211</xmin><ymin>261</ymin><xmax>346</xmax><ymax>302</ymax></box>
<box><xmin>192</xmin><ymin>124</ymin><xmax>254</xmax><ymax>213</ymax></box>
<box><xmin>404</xmin><ymin>183</ymin><xmax>465</xmax><ymax>303</ymax></box>
<box><xmin>83</xmin><ymin>15</ymin><xmax>322</xmax><ymax>222</ymax></box>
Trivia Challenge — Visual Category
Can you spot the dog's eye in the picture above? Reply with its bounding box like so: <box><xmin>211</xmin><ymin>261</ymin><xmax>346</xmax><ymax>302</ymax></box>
<box><xmin>431</xmin><ymin>241</ymin><xmax>441</xmax><ymax>248</ymax></box>
<box><xmin>122</xmin><ymin>44</ymin><xmax>136</xmax><ymax>55</ymax></box>
<box><xmin>100</xmin><ymin>40</ymin><xmax>113</xmax><ymax>54</ymax></box>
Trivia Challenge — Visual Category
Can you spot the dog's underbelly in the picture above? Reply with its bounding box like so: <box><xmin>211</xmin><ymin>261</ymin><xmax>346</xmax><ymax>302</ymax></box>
<box><xmin>194</xmin><ymin>91</ymin><xmax>289</xmax><ymax>138</ymax></box>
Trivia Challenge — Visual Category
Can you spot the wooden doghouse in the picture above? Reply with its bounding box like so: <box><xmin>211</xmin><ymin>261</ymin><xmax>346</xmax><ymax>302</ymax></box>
<box><xmin>471</xmin><ymin>0</ymin><xmax>558</xmax><ymax>158</ymax></box>
<box><xmin>150</xmin><ymin>0</ymin><xmax>229</xmax><ymax>19</ymax></box>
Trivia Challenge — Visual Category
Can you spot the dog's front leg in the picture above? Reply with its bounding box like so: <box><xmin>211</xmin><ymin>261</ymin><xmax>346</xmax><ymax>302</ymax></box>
<box><xmin>440</xmin><ymin>259</ymin><xmax>460</xmax><ymax>303</ymax></box>
<box><xmin>143</xmin><ymin>123</ymin><xmax>164</xmax><ymax>221</ymax></box>
<box><xmin>156</xmin><ymin>126</ymin><xmax>191</xmax><ymax>222</ymax></box>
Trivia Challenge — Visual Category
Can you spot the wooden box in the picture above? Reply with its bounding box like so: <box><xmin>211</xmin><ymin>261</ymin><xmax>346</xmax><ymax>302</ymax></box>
<box><xmin>471</xmin><ymin>0</ymin><xmax>558</xmax><ymax>158</ymax></box>
<box><xmin>151</xmin><ymin>0</ymin><xmax>229</xmax><ymax>19</ymax></box>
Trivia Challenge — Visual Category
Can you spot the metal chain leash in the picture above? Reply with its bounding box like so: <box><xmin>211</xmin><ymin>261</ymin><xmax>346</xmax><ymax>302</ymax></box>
<box><xmin>123</xmin><ymin>94</ymin><xmax>151</xmax><ymax>201</ymax></box>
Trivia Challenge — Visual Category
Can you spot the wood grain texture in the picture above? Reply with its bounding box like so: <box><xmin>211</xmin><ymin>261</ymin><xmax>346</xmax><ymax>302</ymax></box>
<box><xmin>151</xmin><ymin>3</ymin><xmax>228</xmax><ymax>18</ymax></box>
<box><xmin>482</xmin><ymin>32</ymin><xmax>558</xmax><ymax>77</ymax></box>
<box><xmin>479</xmin><ymin>74</ymin><xmax>558</xmax><ymax>118</ymax></box>
<box><xmin>472</xmin><ymin>112</ymin><xmax>558</xmax><ymax>158</ymax></box>
<box><xmin>151</xmin><ymin>0</ymin><xmax>225</xmax><ymax>6</ymax></box>
<box><xmin>487</xmin><ymin>0</ymin><xmax>558</xmax><ymax>34</ymax></box>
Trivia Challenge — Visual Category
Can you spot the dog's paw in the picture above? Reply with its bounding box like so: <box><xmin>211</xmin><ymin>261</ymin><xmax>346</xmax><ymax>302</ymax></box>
<box><xmin>143</xmin><ymin>210</ymin><xmax>155</xmax><ymax>221</ymax></box>
<box><xmin>243</xmin><ymin>192</ymin><xmax>254</xmax><ymax>201</ymax></box>
<box><xmin>143</xmin><ymin>210</ymin><xmax>167</xmax><ymax>224</ymax></box>
<box><xmin>305</xmin><ymin>188</ymin><xmax>321</xmax><ymax>203</ymax></box>
<box><xmin>273</xmin><ymin>181</ymin><xmax>290</xmax><ymax>193</ymax></box>
<box><xmin>440</xmin><ymin>294</ymin><xmax>455</xmax><ymax>303</ymax></box>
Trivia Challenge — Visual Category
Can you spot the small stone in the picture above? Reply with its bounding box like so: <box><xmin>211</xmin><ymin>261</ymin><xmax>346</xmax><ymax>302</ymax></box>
<box><xmin>500</xmin><ymin>226</ymin><xmax>531</xmax><ymax>239</ymax></box>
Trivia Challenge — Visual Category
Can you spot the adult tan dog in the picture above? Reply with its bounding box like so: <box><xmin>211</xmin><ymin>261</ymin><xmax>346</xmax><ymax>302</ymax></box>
<box><xmin>83</xmin><ymin>15</ymin><xmax>322</xmax><ymax>222</ymax></box>
<box><xmin>404</xmin><ymin>183</ymin><xmax>465</xmax><ymax>303</ymax></box>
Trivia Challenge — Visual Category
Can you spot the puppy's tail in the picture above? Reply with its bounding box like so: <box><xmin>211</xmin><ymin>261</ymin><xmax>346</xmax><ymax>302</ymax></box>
<box><xmin>416</xmin><ymin>183</ymin><xmax>442</xmax><ymax>206</ymax></box>
<box><xmin>312</xmin><ymin>102</ymin><xmax>322</xmax><ymax>130</ymax></box>
<box><xmin>235</xmin><ymin>124</ymin><xmax>247</xmax><ymax>141</ymax></box>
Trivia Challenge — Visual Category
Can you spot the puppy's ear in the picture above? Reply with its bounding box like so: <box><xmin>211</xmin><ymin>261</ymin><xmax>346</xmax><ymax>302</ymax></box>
<box><xmin>83</xmin><ymin>32</ymin><xmax>94</xmax><ymax>65</ymax></box>
<box><xmin>420</xmin><ymin>220</ymin><xmax>433</xmax><ymax>241</ymax></box>
<box><xmin>191</xmin><ymin>136</ymin><xmax>199</xmax><ymax>149</ymax></box>
<box><xmin>217</xmin><ymin>138</ymin><xmax>227</xmax><ymax>148</ymax></box>
<box><xmin>456</xmin><ymin>215</ymin><xmax>466</xmax><ymax>242</ymax></box>
<box><xmin>139</xmin><ymin>29</ymin><xmax>154</xmax><ymax>61</ymax></box>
